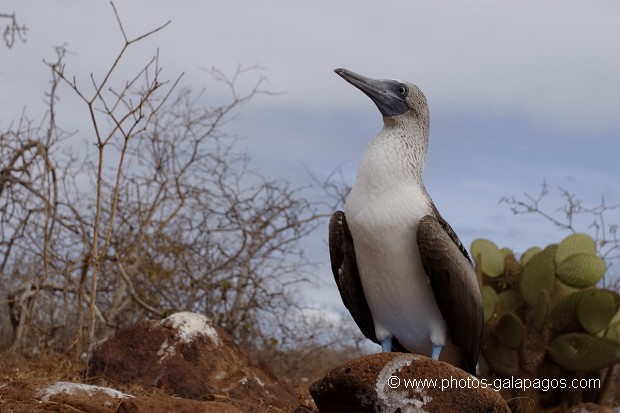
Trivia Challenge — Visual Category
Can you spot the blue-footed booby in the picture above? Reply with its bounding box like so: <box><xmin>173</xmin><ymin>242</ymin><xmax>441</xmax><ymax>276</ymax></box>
<box><xmin>329</xmin><ymin>68</ymin><xmax>483</xmax><ymax>374</ymax></box>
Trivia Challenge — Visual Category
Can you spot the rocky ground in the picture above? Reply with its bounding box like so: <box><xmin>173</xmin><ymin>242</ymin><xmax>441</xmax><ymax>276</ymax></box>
<box><xmin>0</xmin><ymin>312</ymin><xmax>615</xmax><ymax>412</ymax></box>
<box><xmin>1</xmin><ymin>312</ymin><xmax>306</xmax><ymax>412</ymax></box>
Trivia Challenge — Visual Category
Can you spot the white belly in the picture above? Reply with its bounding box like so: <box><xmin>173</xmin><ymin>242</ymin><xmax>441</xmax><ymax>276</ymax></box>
<box><xmin>345</xmin><ymin>183</ymin><xmax>449</xmax><ymax>357</ymax></box>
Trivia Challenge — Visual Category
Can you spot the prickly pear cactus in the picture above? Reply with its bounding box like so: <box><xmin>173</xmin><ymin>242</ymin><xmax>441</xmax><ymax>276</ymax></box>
<box><xmin>472</xmin><ymin>233</ymin><xmax>620</xmax><ymax>411</ymax></box>
<box><xmin>471</xmin><ymin>239</ymin><xmax>505</xmax><ymax>278</ymax></box>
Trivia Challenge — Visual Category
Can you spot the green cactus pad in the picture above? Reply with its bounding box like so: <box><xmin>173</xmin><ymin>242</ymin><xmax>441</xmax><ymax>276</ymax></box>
<box><xmin>556</xmin><ymin>253</ymin><xmax>606</xmax><ymax>288</ymax></box>
<box><xmin>578</xmin><ymin>290</ymin><xmax>618</xmax><ymax>335</ymax></box>
<box><xmin>501</xmin><ymin>247</ymin><xmax>514</xmax><ymax>257</ymax></box>
<box><xmin>611</xmin><ymin>292</ymin><xmax>620</xmax><ymax>311</ymax></box>
<box><xmin>542</xmin><ymin>244</ymin><xmax>559</xmax><ymax>258</ymax></box>
<box><xmin>521</xmin><ymin>247</ymin><xmax>542</xmax><ymax>266</ymax></box>
<box><xmin>495</xmin><ymin>313</ymin><xmax>524</xmax><ymax>349</ymax></box>
<box><xmin>520</xmin><ymin>252</ymin><xmax>555</xmax><ymax>307</ymax></box>
<box><xmin>471</xmin><ymin>239</ymin><xmax>504</xmax><ymax>278</ymax></box>
<box><xmin>605</xmin><ymin>321</ymin><xmax>620</xmax><ymax>342</ymax></box>
<box><xmin>550</xmin><ymin>290</ymin><xmax>582</xmax><ymax>319</ymax></box>
<box><xmin>532</xmin><ymin>290</ymin><xmax>550</xmax><ymax>333</ymax></box>
<box><xmin>548</xmin><ymin>333</ymin><xmax>620</xmax><ymax>372</ymax></box>
<box><xmin>611</xmin><ymin>308</ymin><xmax>620</xmax><ymax>329</ymax></box>
<box><xmin>550</xmin><ymin>289</ymin><xmax>591</xmax><ymax>332</ymax></box>
<box><xmin>555</xmin><ymin>233</ymin><xmax>597</xmax><ymax>264</ymax></box>
<box><xmin>497</xmin><ymin>290</ymin><xmax>523</xmax><ymax>315</ymax></box>
<box><xmin>555</xmin><ymin>281</ymin><xmax>577</xmax><ymax>300</ymax></box>
<box><xmin>482</xmin><ymin>285</ymin><xmax>498</xmax><ymax>322</ymax></box>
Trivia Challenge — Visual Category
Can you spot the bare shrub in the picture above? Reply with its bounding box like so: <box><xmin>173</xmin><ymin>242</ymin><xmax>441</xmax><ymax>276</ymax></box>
<box><xmin>0</xmin><ymin>4</ymin><xmax>324</xmax><ymax>365</ymax></box>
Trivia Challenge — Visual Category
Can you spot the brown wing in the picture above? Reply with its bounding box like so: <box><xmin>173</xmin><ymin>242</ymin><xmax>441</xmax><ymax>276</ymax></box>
<box><xmin>329</xmin><ymin>211</ymin><xmax>411</xmax><ymax>353</ymax></box>
<box><xmin>416</xmin><ymin>214</ymin><xmax>483</xmax><ymax>374</ymax></box>
<box><xmin>329</xmin><ymin>211</ymin><xmax>378</xmax><ymax>343</ymax></box>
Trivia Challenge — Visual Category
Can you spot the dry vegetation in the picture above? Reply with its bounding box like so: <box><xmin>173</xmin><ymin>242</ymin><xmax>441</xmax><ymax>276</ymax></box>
<box><xmin>0</xmin><ymin>6</ymin><xmax>360</xmax><ymax>387</ymax></box>
<box><xmin>0</xmin><ymin>11</ymin><xmax>27</xmax><ymax>49</ymax></box>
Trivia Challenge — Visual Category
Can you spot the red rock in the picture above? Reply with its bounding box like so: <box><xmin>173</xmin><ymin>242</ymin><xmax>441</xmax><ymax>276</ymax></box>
<box><xmin>310</xmin><ymin>352</ymin><xmax>510</xmax><ymax>413</ymax></box>
<box><xmin>88</xmin><ymin>312</ymin><xmax>297</xmax><ymax>411</ymax></box>
<box><xmin>0</xmin><ymin>378</ymin><xmax>131</xmax><ymax>413</ymax></box>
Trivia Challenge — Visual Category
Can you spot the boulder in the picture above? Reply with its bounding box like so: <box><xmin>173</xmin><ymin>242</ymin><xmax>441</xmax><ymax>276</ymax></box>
<box><xmin>0</xmin><ymin>378</ymin><xmax>132</xmax><ymax>413</ymax></box>
<box><xmin>310</xmin><ymin>352</ymin><xmax>510</xmax><ymax>413</ymax></box>
<box><xmin>89</xmin><ymin>312</ymin><xmax>297</xmax><ymax>411</ymax></box>
<box><xmin>0</xmin><ymin>378</ymin><xmax>281</xmax><ymax>413</ymax></box>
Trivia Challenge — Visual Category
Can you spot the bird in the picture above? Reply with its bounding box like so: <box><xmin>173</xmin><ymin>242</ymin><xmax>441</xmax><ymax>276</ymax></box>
<box><xmin>328</xmin><ymin>68</ymin><xmax>483</xmax><ymax>374</ymax></box>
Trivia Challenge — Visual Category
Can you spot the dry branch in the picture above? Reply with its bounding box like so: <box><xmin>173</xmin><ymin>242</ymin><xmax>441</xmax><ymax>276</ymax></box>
<box><xmin>0</xmin><ymin>12</ymin><xmax>27</xmax><ymax>49</ymax></box>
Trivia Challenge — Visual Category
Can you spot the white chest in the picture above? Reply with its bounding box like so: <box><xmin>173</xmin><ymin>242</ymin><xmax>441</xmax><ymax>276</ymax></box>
<box><xmin>344</xmin><ymin>135</ymin><xmax>431</xmax><ymax>238</ymax></box>
<box><xmin>343</xmin><ymin>137</ymin><xmax>448</xmax><ymax>355</ymax></box>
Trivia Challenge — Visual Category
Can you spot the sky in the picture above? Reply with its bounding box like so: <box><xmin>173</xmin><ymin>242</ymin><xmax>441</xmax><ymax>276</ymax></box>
<box><xmin>2</xmin><ymin>1</ymin><xmax>620</xmax><ymax>320</ymax></box>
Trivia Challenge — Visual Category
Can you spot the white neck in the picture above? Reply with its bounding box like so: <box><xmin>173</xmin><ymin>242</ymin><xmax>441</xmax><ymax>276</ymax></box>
<box><xmin>356</xmin><ymin>120</ymin><xmax>428</xmax><ymax>188</ymax></box>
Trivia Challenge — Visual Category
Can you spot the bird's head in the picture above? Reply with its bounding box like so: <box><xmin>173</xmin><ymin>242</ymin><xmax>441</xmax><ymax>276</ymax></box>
<box><xmin>334</xmin><ymin>68</ymin><xmax>429</xmax><ymax>130</ymax></box>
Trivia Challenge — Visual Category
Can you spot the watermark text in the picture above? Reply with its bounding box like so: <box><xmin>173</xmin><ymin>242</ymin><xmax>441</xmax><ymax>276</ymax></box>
<box><xmin>386</xmin><ymin>375</ymin><xmax>600</xmax><ymax>393</ymax></box>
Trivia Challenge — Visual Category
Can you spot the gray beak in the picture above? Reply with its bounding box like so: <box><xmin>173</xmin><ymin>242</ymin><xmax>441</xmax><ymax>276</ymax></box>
<box><xmin>335</xmin><ymin>68</ymin><xmax>409</xmax><ymax>117</ymax></box>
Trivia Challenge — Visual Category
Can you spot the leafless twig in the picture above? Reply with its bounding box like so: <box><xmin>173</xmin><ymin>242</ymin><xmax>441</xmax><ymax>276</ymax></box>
<box><xmin>501</xmin><ymin>182</ymin><xmax>620</xmax><ymax>289</ymax></box>
<box><xmin>0</xmin><ymin>12</ymin><xmax>27</xmax><ymax>49</ymax></box>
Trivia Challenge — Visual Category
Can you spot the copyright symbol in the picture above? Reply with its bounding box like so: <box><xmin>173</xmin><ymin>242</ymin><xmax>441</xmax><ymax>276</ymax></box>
<box><xmin>388</xmin><ymin>375</ymin><xmax>400</xmax><ymax>389</ymax></box>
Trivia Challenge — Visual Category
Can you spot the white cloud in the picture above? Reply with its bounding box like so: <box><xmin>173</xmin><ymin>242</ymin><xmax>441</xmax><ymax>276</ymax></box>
<box><xmin>5</xmin><ymin>0</ymin><xmax>619</xmax><ymax>134</ymax></box>
<box><xmin>2</xmin><ymin>0</ymin><xmax>619</xmax><ymax>314</ymax></box>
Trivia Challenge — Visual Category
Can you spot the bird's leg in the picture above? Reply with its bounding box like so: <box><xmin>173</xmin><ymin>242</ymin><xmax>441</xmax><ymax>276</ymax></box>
<box><xmin>431</xmin><ymin>344</ymin><xmax>442</xmax><ymax>360</ymax></box>
<box><xmin>381</xmin><ymin>336</ymin><xmax>393</xmax><ymax>352</ymax></box>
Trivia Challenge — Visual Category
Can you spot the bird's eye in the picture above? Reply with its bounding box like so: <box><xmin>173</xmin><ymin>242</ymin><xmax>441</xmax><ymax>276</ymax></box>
<box><xmin>397</xmin><ymin>85</ymin><xmax>408</xmax><ymax>95</ymax></box>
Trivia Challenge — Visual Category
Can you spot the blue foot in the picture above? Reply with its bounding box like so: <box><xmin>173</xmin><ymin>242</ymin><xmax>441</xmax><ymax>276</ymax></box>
<box><xmin>431</xmin><ymin>344</ymin><xmax>442</xmax><ymax>360</ymax></box>
<box><xmin>381</xmin><ymin>337</ymin><xmax>393</xmax><ymax>352</ymax></box>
